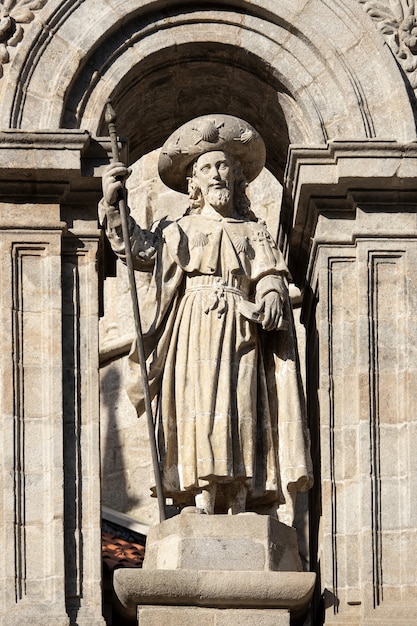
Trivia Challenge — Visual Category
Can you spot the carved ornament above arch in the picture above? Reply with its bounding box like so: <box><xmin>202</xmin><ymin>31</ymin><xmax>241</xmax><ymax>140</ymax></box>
<box><xmin>0</xmin><ymin>0</ymin><xmax>414</xmax><ymax>180</ymax></box>
<box><xmin>0</xmin><ymin>0</ymin><xmax>47</xmax><ymax>77</ymax></box>
<box><xmin>359</xmin><ymin>0</ymin><xmax>417</xmax><ymax>88</ymax></box>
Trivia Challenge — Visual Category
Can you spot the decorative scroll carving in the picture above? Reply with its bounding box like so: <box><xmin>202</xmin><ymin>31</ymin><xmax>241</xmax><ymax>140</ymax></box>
<box><xmin>359</xmin><ymin>0</ymin><xmax>417</xmax><ymax>87</ymax></box>
<box><xmin>0</xmin><ymin>0</ymin><xmax>47</xmax><ymax>77</ymax></box>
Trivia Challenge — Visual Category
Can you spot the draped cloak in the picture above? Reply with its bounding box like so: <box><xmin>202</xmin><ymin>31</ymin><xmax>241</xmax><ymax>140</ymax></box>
<box><xmin>100</xmin><ymin>204</ymin><xmax>313</xmax><ymax>520</ymax></box>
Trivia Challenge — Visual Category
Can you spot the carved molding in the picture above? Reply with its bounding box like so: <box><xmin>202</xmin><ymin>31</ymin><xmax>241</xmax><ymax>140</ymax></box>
<box><xmin>0</xmin><ymin>0</ymin><xmax>415</xmax><ymax>96</ymax></box>
<box><xmin>367</xmin><ymin>248</ymin><xmax>411</xmax><ymax>610</ymax></box>
<box><xmin>0</xmin><ymin>0</ymin><xmax>47</xmax><ymax>77</ymax></box>
<box><xmin>359</xmin><ymin>0</ymin><xmax>417</xmax><ymax>88</ymax></box>
<box><xmin>327</xmin><ymin>256</ymin><xmax>359</xmax><ymax>606</ymax></box>
<box><xmin>10</xmin><ymin>239</ymin><xmax>64</xmax><ymax>606</ymax></box>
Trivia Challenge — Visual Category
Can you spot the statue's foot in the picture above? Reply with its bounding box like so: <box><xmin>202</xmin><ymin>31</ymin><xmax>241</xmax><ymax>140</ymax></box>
<box><xmin>180</xmin><ymin>506</ymin><xmax>205</xmax><ymax>515</ymax></box>
<box><xmin>194</xmin><ymin>484</ymin><xmax>217</xmax><ymax>514</ymax></box>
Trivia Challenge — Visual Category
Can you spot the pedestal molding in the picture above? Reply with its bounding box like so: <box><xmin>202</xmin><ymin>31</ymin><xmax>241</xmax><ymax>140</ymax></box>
<box><xmin>114</xmin><ymin>569</ymin><xmax>316</xmax><ymax>616</ymax></box>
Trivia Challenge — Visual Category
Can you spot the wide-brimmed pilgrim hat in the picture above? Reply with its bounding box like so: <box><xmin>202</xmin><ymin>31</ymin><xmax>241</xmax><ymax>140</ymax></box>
<box><xmin>158</xmin><ymin>114</ymin><xmax>266</xmax><ymax>194</ymax></box>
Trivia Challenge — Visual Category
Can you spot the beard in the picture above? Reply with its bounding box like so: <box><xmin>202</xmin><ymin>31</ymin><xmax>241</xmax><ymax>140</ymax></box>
<box><xmin>206</xmin><ymin>186</ymin><xmax>232</xmax><ymax>210</ymax></box>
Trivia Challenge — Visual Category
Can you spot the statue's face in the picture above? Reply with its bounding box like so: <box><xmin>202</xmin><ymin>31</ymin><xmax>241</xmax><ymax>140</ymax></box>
<box><xmin>192</xmin><ymin>150</ymin><xmax>235</xmax><ymax>214</ymax></box>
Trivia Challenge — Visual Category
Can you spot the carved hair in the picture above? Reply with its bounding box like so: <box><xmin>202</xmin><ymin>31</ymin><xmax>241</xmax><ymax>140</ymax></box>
<box><xmin>186</xmin><ymin>155</ymin><xmax>257</xmax><ymax>220</ymax></box>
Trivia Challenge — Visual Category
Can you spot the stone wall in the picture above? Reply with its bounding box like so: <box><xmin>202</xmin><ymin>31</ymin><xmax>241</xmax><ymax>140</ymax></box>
<box><xmin>0</xmin><ymin>1</ymin><xmax>416</xmax><ymax>625</ymax></box>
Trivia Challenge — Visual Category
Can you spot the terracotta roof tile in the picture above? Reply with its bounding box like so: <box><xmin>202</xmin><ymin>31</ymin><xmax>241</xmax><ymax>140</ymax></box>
<box><xmin>102</xmin><ymin>530</ymin><xmax>145</xmax><ymax>572</ymax></box>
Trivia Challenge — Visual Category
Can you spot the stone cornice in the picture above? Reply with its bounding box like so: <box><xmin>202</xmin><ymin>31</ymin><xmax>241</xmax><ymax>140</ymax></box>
<box><xmin>0</xmin><ymin>130</ymin><xmax>126</xmax><ymax>198</ymax></box>
<box><xmin>284</xmin><ymin>140</ymin><xmax>417</xmax><ymax>285</ymax></box>
<box><xmin>285</xmin><ymin>140</ymin><xmax>417</xmax><ymax>202</ymax></box>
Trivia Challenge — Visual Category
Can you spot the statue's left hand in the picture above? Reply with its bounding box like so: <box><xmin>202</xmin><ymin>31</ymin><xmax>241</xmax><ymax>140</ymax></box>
<box><xmin>260</xmin><ymin>292</ymin><xmax>283</xmax><ymax>331</ymax></box>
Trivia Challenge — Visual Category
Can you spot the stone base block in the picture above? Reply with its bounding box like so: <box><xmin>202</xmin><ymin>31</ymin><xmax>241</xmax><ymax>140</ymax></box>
<box><xmin>143</xmin><ymin>512</ymin><xmax>302</xmax><ymax>572</ymax></box>
<box><xmin>138</xmin><ymin>605</ymin><xmax>290</xmax><ymax>625</ymax></box>
<box><xmin>114</xmin><ymin>514</ymin><xmax>315</xmax><ymax>621</ymax></box>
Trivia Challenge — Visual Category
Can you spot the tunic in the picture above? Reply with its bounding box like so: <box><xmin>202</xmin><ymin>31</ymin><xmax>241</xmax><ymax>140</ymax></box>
<box><xmin>100</xmin><ymin>204</ymin><xmax>313</xmax><ymax>518</ymax></box>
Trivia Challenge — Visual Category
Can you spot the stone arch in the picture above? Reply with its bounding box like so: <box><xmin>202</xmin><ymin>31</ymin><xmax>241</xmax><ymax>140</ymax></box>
<box><xmin>1</xmin><ymin>0</ymin><xmax>415</xmax><ymax>184</ymax></box>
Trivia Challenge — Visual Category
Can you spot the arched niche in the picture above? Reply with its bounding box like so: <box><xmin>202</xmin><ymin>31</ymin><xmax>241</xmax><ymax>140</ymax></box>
<box><xmin>1</xmin><ymin>0</ymin><xmax>415</xmax><ymax>187</ymax></box>
<box><xmin>88</xmin><ymin>44</ymin><xmax>296</xmax><ymax>184</ymax></box>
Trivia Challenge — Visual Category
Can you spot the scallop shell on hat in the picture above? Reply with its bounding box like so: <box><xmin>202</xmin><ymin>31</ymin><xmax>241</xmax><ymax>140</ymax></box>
<box><xmin>165</xmin><ymin>143</ymin><xmax>182</xmax><ymax>158</ymax></box>
<box><xmin>238</xmin><ymin>128</ymin><xmax>255</xmax><ymax>144</ymax></box>
<box><xmin>158</xmin><ymin>113</ymin><xmax>266</xmax><ymax>194</ymax></box>
<box><xmin>193</xmin><ymin>119</ymin><xmax>221</xmax><ymax>143</ymax></box>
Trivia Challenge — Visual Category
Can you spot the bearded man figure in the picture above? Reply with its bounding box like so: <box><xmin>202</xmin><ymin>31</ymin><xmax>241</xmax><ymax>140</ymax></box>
<box><xmin>99</xmin><ymin>114</ymin><xmax>313</xmax><ymax>519</ymax></box>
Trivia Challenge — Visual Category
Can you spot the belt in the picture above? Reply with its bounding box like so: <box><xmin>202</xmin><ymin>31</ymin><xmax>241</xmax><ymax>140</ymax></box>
<box><xmin>184</xmin><ymin>283</ymin><xmax>245</xmax><ymax>297</ymax></box>
<box><xmin>184</xmin><ymin>281</ymin><xmax>247</xmax><ymax>317</ymax></box>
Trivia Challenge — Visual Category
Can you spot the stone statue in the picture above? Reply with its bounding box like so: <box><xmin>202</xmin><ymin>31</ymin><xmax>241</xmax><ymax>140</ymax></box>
<box><xmin>100</xmin><ymin>114</ymin><xmax>312</xmax><ymax>518</ymax></box>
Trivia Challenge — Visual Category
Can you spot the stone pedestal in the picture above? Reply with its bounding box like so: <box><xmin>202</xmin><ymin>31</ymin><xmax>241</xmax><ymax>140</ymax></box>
<box><xmin>114</xmin><ymin>513</ymin><xmax>315</xmax><ymax>625</ymax></box>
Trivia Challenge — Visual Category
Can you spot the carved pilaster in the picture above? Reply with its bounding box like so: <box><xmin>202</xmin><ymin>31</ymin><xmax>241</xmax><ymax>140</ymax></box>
<box><xmin>0</xmin><ymin>217</ymin><xmax>69</xmax><ymax>626</ymax></box>
<box><xmin>0</xmin><ymin>132</ymin><xmax>111</xmax><ymax>625</ymax></box>
<box><xmin>62</xmin><ymin>225</ymin><xmax>104</xmax><ymax>626</ymax></box>
<box><xmin>284</xmin><ymin>142</ymin><xmax>417</xmax><ymax>624</ymax></box>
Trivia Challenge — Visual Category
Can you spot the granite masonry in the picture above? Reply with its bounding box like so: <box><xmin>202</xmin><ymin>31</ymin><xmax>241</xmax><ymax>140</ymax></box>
<box><xmin>0</xmin><ymin>1</ymin><xmax>416</xmax><ymax>625</ymax></box>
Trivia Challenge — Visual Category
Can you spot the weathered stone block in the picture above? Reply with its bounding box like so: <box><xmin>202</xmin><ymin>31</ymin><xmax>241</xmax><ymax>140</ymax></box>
<box><xmin>114</xmin><ymin>514</ymin><xmax>315</xmax><ymax>624</ymax></box>
<box><xmin>143</xmin><ymin>513</ymin><xmax>302</xmax><ymax>572</ymax></box>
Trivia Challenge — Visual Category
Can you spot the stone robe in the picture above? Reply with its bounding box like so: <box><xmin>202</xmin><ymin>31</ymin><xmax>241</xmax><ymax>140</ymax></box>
<box><xmin>100</xmin><ymin>203</ymin><xmax>313</xmax><ymax>517</ymax></box>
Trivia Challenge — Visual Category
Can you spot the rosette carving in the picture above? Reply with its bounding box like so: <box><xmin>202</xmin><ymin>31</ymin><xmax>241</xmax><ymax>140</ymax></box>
<box><xmin>0</xmin><ymin>0</ymin><xmax>47</xmax><ymax>77</ymax></box>
<box><xmin>359</xmin><ymin>0</ymin><xmax>417</xmax><ymax>88</ymax></box>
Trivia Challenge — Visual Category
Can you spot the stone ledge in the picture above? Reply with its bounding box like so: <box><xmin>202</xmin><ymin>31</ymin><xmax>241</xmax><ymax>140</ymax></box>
<box><xmin>114</xmin><ymin>569</ymin><xmax>316</xmax><ymax>617</ymax></box>
<box><xmin>0</xmin><ymin>132</ymin><xmax>127</xmax><ymax>200</ymax></box>
<box><xmin>283</xmin><ymin>140</ymin><xmax>417</xmax><ymax>284</ymax></box>
<box><xmin>286</xmin><ymin>140</ymin><xmax>417</xmax><ymax>197</ymax></box>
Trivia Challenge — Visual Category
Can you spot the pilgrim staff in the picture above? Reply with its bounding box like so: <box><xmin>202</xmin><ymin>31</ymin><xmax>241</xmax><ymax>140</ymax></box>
<box><xmin>105</xmin><ymin>100</ymin><xmax>166</xmax><ymax>522</ymax></box>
